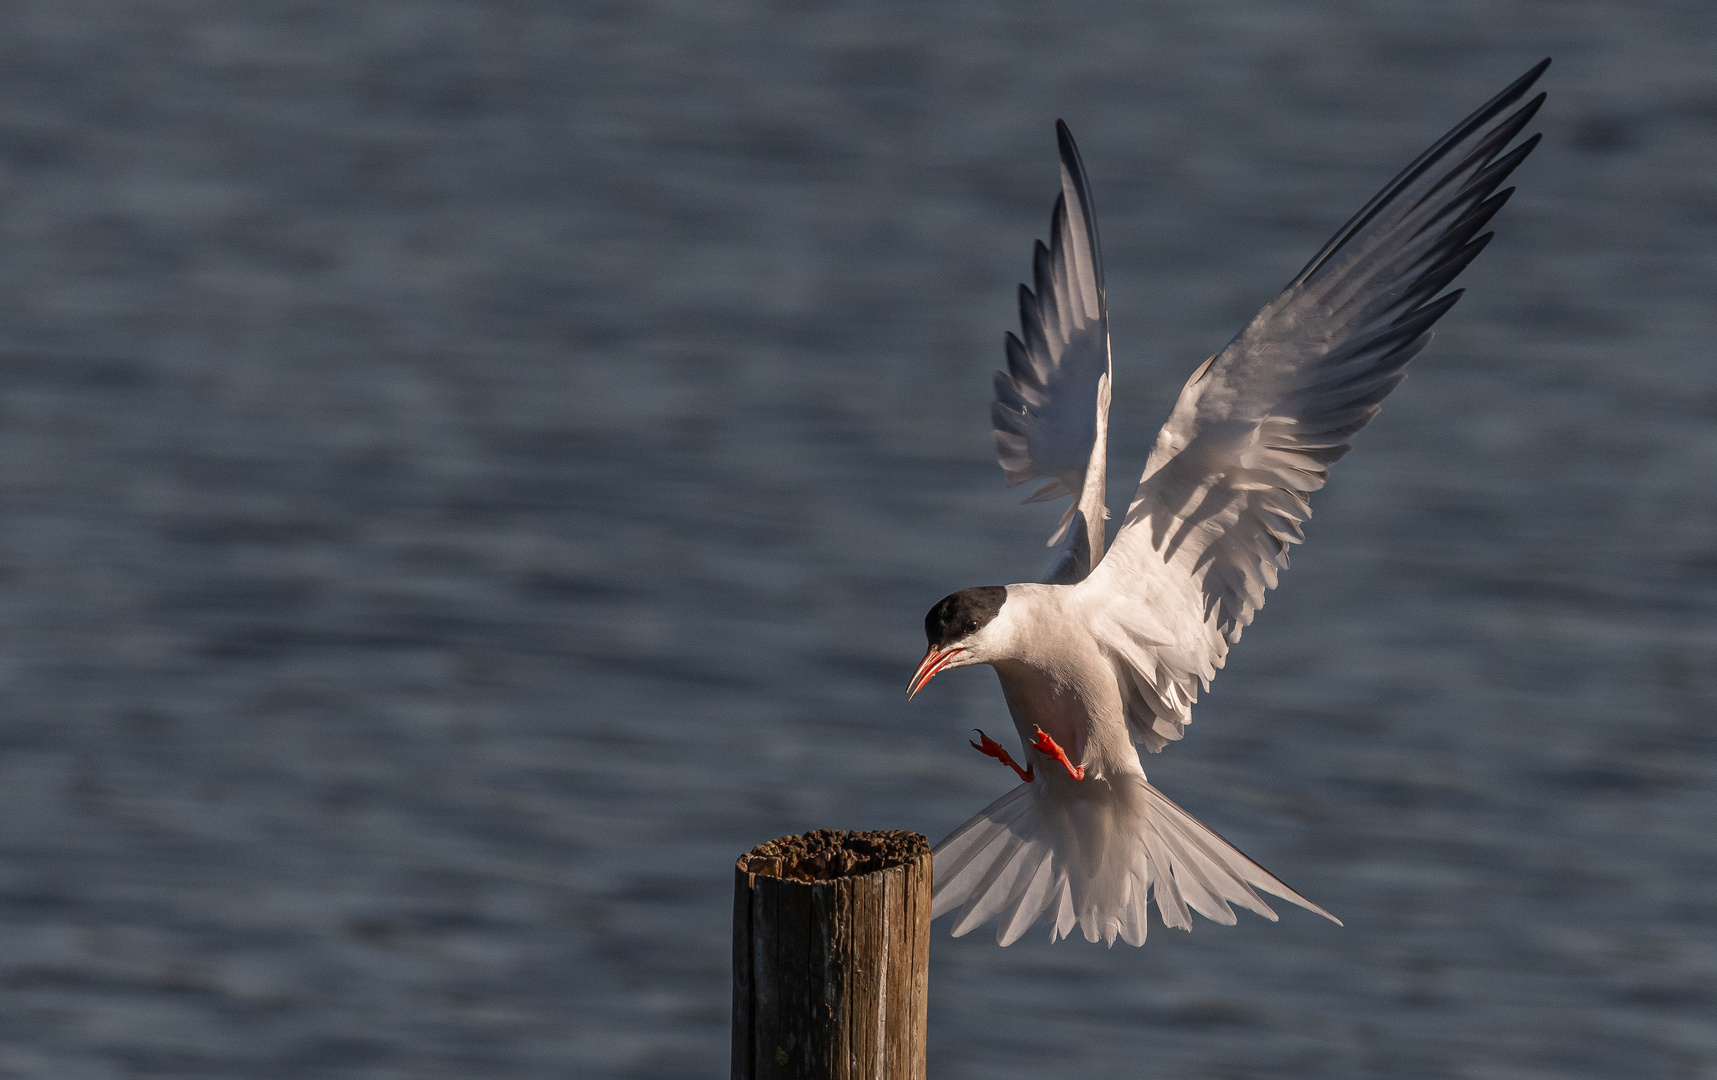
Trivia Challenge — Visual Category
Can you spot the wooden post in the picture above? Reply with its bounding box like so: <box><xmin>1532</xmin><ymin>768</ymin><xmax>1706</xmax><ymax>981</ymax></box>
<box><xmin>732</xmin><ymin>829</ymin><xmax>931</xmax><ymax>1080</ymax></box>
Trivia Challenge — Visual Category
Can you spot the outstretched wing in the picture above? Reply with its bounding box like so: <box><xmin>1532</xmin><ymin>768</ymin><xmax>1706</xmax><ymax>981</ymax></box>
<box><xmin>1084</xmin><ymin>60</ymin><xmax>1549</xmax><ymax>752</ymax></box>
<box><xmin>992</xmin><ymin>121</ymin><xmax>1112</xmax><ymax>584</ymax></box>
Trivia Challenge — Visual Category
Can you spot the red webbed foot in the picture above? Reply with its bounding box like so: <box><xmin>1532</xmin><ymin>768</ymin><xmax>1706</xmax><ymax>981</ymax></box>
<box><xmin>1030</xmin><ymin>727</ymin><xmax>1086</xmax><ymax>780</ymax></box>
<box><xmin>970</xmin><ymin>729</ymin><xmax>1034</xmax><ymax>783</ymax></box>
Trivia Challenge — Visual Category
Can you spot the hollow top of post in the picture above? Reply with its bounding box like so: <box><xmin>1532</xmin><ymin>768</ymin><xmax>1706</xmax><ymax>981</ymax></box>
<box><xmin>737</xmin><ymin>829</ymin><xmax>929</xmax><ymax>882</ymax></box>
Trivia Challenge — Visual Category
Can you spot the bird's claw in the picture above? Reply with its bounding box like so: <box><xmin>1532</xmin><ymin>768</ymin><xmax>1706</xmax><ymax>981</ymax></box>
<box><xmin>1030</xmin><ymin>727</ymin><xmax>1086</xmax><ymax>780</ymax></box>
<box><xmin>970</xmin><ymin>729</ymin><xmax>1034</xmax><ymax>783</ymax></box>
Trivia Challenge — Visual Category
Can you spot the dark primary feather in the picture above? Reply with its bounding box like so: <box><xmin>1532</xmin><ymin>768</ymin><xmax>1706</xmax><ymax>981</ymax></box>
<box><xmin>1291</xmin><ymin>57</ymin><xmax>1550</xmax><ymax>288</ymax></box>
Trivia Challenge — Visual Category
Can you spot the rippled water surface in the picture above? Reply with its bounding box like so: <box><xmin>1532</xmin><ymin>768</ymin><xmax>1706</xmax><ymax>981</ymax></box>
<box><xmin>0</xmin><ymin>3</ymin><xmax>1715</xmax><ymax>1078</ymax></box>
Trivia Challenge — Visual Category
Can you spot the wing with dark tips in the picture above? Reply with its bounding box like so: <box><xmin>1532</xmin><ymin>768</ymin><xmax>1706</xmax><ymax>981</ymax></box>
<box><xmin>992</xmin><ymin>121</ymin><xmax>1113</xmax><ymax>582</ymax></box>
<box><xmin>1086</xmin><ymin>60</ymin><xmax>1550</xmax><ymax>750</ymax></box>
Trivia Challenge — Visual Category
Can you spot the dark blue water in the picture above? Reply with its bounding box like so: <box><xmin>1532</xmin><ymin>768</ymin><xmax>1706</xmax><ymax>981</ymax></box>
<box><xmin>0</xmin><ymin>3</ymin><xmax>1714</xmax><ymax>1078</ymax></box>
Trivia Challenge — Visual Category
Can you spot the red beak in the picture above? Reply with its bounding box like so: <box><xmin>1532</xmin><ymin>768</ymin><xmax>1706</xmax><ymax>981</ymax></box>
<box><xmin>906</xmin><ymin>645</ymin><xmax>965</xmax><ymax>699</ymax></box>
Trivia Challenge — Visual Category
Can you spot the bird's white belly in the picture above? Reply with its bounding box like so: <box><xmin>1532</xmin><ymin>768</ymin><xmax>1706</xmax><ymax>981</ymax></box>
<box><xmin>990</xmin><ymin>658</ymin><xmax>1118</xmax><ymax>776</ymax></box>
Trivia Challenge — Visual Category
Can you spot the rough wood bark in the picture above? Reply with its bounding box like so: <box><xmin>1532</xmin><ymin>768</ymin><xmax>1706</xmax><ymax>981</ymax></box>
<box><xmin>732</xmin><ymin>829</ymin><xmax>931</xmax><ymax>1080</ymax></box>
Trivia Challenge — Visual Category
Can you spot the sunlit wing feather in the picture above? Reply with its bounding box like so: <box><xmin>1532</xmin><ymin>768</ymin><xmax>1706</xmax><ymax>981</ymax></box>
<box><xmin>1085</xmin><ymin>60</ymin><xmax>1550</xmax><ymax>750</ymax></box>
<box><xmin>992</xmin><ymin>121</ymin><xmax>1113</xmax><ymax>581</ymax></box>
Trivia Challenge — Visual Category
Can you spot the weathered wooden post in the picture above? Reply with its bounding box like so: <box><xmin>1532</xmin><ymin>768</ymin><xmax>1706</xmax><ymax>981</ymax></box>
<box><xmin>732</xmin><ymin>829</ymin><xmax>931</xmax><ymax>1080</ymax></box>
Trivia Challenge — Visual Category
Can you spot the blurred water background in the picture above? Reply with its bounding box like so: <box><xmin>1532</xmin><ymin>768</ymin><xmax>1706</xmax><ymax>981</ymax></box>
<box><xmin>0</xmin><ymin>2</ymin><xmax>1713</xmax><ymax>1078</ymax></box>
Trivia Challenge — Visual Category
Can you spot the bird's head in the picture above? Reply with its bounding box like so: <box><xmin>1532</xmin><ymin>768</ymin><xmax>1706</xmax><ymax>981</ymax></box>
<box><xmin>906</xmin><ymin>585</ymin><xmax>1010</xmax><ymax>699</ymax></box>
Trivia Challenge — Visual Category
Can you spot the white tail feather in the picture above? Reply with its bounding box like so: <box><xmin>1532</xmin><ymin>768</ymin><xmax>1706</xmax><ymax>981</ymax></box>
<box><xmin>932</xmin><ymin>775</ymin><xmax>1340</xmax><ymax>946</ymax></box>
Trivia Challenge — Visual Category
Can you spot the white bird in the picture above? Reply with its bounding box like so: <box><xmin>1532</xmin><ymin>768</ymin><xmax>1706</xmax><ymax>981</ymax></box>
<box><xmin>907</xmin><ymin>61</ymin><xmax>1548</xmax><ymax>946</ymax></box>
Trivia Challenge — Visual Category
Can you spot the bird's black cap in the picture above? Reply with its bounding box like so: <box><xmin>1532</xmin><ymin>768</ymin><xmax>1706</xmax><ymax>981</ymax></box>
<box><xmin>924</xmin><ymin>586</ymin><xmax>1007</xmax><ymax>648</ymax></box>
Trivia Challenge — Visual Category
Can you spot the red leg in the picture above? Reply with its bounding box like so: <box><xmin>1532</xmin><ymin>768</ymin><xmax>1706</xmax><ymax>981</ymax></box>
<box><xmin>970</xmin><ymin>729</ymin><xmax>1034</xmax><ymax>783</ymax></box>
<box><xmin>1030</xmin><ymin>727</ymin><xmax>1086</xmax><ymax>780</ymax></box>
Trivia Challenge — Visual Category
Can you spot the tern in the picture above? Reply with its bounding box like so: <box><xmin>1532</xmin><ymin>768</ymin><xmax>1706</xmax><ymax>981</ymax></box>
<box><xmin>907</xmin><ymin>61</ymin><xmax>1548</xmax><ymax>946</ymax></box>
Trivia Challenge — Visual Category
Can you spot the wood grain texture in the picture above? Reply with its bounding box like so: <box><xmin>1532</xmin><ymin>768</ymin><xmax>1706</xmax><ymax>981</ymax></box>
<box><xmin>732</xmin><ymin>830</ymin><xmax>930</xmax><ymax>1080</ymax></box>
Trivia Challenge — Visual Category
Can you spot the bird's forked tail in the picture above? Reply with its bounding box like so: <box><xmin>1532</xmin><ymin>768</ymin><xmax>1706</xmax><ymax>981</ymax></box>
<box><xmin>931</xmin><ymin>773</ymin><xmax>1339</xmax><ymax>946</ymax></box>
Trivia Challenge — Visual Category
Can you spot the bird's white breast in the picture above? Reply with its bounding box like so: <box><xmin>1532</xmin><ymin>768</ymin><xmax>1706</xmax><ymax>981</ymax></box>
<box><xmin>989</xmin><ymin>584</ymin><xmax>1142</xmax><ymax>782</ymax></box>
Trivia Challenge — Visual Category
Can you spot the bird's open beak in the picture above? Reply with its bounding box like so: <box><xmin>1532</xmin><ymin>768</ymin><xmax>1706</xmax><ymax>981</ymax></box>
<box><xmin>906</xmin><ymin>645</ymin><xmax>965</xmax><ymax>700</ymax></box>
